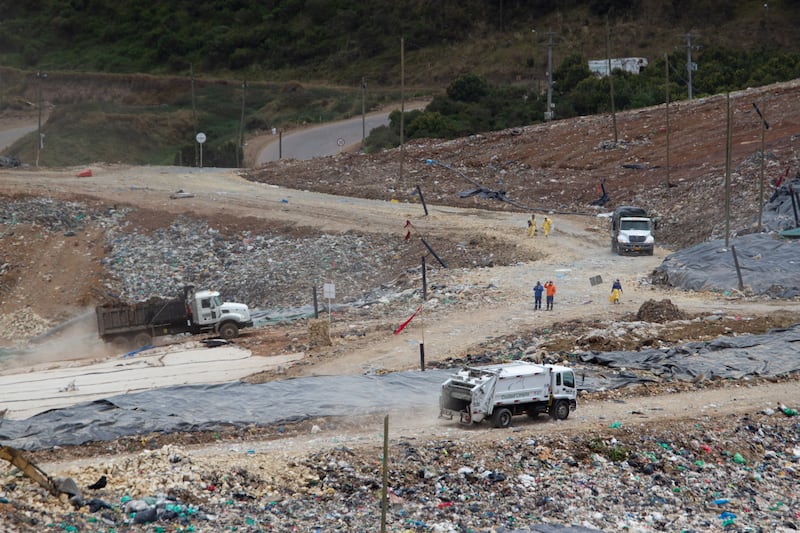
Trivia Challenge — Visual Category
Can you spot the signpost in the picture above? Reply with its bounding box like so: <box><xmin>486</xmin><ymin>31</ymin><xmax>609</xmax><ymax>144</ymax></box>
<box><xmin>323</xmin><ymin>282</ymin><xmax>335</xmax><ymax>322</ymax></box>
<box><xmin>196</xmin><ymin>132</ymin><xmax>206</xmax><ymax>168</ymax></box>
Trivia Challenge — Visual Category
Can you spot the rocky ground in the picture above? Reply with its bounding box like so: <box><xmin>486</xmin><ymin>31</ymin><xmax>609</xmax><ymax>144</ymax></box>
<box><xmin>1</xmin><ymin>79</ymin><xmax>799</xmax><ymax>531</ymax></box>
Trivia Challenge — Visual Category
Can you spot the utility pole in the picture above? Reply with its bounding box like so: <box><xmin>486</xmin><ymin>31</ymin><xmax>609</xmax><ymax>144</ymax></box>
<box><xmin>724</xmin><ymin>93</ymin><xmax>732</xmax><ymax>248</ymax></box>
<box><xmin>665</xmin><ymin>53</ymin><xmax>671</xmax><ymax>187</ymax></box>
<box><xmin>684</xmin><ymin>33</ymin><xmax>696</xmax><ymax>100</ymax></box>
<box><xmin>400</xmin><ymin>37</ymin><xmax>405</xmax><ymax>190</ymax></box>
<box><xmin>605</xmin><ymin>16</ymin><xmax>618</xmax><ymax>145</ymax></box>
<box><xmin>237</xmin><ymin>80</ymin><xmax>247</xmax><ymax>168</ymax></box>
<box><xmin>190</xmin><ymin>63</ymin><xmax>198</xmax><ymax>167</ymax></box>
<box><xmin>35</xmin><ymin>71</ymin><xmax>45</xmax><ymax>167</ymax></box>
<box><xmin>545</xmin><ymin>30</ymin><xmax>556</xmax><ymax>121</ymax></box>
<box><xmin>361</xmin><ymin>77</ymin><xmax>366</xmax><ymax>146</ymax></box>
<box><xmin>753</xmin><ymin>101</ymin><xmax>770</xmax><ymax>231</ymax></box>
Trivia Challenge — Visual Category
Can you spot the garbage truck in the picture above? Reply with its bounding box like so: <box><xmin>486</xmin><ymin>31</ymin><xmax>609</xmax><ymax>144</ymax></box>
<box><xmin>439</xmin><ymin>361</ymin><xmax>577</xmax><ymax>428</ymax></box>
<box><xmin>96</xmin><ymin>286</ymin><xmax>253</xmax><ymax>349</ymax></box>
<box><xmin>611</xmin><ymin>205</ymin><xmax>655</xmax><ymax>256</ymax></box>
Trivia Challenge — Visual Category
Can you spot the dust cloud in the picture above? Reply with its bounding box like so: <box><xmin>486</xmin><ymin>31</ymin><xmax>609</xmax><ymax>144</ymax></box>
<box><xmin>0</xmin><ymin>309</ymin><xmax>117</xmax><ymax>372</ymax></box>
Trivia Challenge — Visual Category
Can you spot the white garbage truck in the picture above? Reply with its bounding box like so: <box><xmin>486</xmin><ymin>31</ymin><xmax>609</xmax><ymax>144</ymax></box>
<box><xmin>439</xmin><ymin>361</ymin><xmax>577</xmax><ymax>428</ymax></box>
<box><xmin>611</xmin><ymin>205</ymin><xmax>655</xmax><ymax>256</ymax></box>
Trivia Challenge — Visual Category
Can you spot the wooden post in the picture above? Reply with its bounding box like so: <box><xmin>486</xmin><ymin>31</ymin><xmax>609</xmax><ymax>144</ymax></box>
<box><xmin>312</xmin><ymin>286</ymin><xmax>319</xmax><ymax>319</ymax></box>
<box><xmin>380</xmin><ymin>415</ymin><xmax>389</xmax><ymax>532</ymax></box>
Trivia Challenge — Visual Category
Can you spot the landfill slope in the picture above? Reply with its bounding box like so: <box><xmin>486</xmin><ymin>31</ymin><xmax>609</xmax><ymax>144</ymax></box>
<box><xmin>0</xmin><ymin>79</ymin><xmax>799</xmax><ymax>531</ymax></box>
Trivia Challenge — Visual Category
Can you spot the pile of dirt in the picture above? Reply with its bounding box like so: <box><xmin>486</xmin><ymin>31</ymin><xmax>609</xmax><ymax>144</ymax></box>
<box><xmin>636</xmin><ymin>298</ymin><xmax>687</xmax><ymax>323</ymax></box>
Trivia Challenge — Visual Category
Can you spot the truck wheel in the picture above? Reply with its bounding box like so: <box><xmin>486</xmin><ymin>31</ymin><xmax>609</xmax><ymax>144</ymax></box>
<box><xmin>550</xmin><ymin>400</ymin><xmax>570</xmax><ymax>421</ymax></box>
<box><xmin>492</xmin><ymin>408</ymin><xmax>512</xmax><ymax>428</ymax></box>
<box><xmin>111</xmin><ymin>336</ymin><xmax>131</xmax><ymax>351</ymax></box>
<box><xmin>133</xmin><ymin>333</ymin><xmax>152</xmax><ymax>348</ymax></box>
<box><xmin>218</xmin><ymin>322</ymin><xmax>239</xmax><ymax>339</ymax></box>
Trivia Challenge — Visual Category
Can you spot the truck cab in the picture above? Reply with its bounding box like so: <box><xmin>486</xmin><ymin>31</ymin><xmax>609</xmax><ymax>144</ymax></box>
<box><xmin>611</xmin><ymin>206</ymin><xmax>655</xmax><ymax>256</ymax></box>
<box><xmin>189</xmin><ymin>290</ymin><xmax>253</xmax><ymax>339</ymax></box>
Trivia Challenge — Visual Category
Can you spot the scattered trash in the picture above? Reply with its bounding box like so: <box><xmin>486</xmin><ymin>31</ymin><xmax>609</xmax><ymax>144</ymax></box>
<box><xmin>169</xmin><ymin>189</ymin><xmax>194</xmax><ymax>199</ymax></box>
<box><xmin>76</xmin><ymin>168</ymin><xmax>93</xmax><ymax>177</ymax></box>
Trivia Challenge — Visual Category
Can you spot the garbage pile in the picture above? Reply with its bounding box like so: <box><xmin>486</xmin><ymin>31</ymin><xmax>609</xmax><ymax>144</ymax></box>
<box><xmin>1</xmin><ymin>410</ymin><xmax>798</xmax><ymax>532</ymax></box>
<box><xmin>0</xmin><ymin>308</ymin><xmax>51</xmax><ymax>345</ymax></box>
<box><xmin>101</xmin><ymin>214</ymin><xmax>410</xmax><ymax>309</ymax></box>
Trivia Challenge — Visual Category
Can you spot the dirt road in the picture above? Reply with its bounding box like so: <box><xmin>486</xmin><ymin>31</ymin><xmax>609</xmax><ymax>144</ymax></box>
<box><xmin>1</xmin><ymin>164</ymin><xmax>792</xmax><ymax>379</ymax></box>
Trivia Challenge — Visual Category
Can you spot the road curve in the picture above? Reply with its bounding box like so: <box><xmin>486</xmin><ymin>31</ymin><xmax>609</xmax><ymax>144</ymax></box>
<box><xmin>255</xmin><ymin>101</ymin><xmax>428</xmax><ymax>164</ymax></box>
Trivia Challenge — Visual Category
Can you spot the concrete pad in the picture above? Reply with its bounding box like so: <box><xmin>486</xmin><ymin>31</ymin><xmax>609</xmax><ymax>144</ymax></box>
<box><xmin>0</xmin><ymin>345</ymin><xmax>301</xmax><ymax>420</ymax></box>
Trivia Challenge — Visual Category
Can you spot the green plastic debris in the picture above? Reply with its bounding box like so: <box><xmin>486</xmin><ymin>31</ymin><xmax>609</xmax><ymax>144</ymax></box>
<box><xmin>609</xmin><ymin>421</ymin><xmax>622</xmax><ymax>428</ymax></box>
<box><xmin>733</xmin><ymin>452</ymin><xmax>746</xmax><ymax>464</ymax></box>
<box><xmin>780</xmin><ymin>405</ymin><xmax>798</xmax><ymax>416</ymax></box>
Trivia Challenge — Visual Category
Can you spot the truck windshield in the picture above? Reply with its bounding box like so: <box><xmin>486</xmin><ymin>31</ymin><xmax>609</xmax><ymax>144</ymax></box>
<box><xmin>212</xmin><ymin>295</ymin><xmax>222</xmax><ymax>307</ymax></box>
<box><xmin>563</xmin><ymin>371</ymin><xmax>575</xmax><ymax>388</ymax></box>
<box><xmin>621</xmin><ymin>220</ymin><xmax>650</xmax><ymax>231</ymax></box>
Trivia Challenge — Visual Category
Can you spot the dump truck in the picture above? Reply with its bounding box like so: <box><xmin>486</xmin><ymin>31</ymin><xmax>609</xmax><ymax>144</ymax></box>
<box><xmin>96</xmin><ymin>286</ymin><xmax>253</xmax><ymax>349</ymax></box>
<box><xmin>439</xmin><ymin>361</ymin><xmax>577</xmax><ymax>428</ymax></box>
<box><xmin>611</xmin><ymin>205</ymin><xmax>655</xmax><ymax>256</ymax></box>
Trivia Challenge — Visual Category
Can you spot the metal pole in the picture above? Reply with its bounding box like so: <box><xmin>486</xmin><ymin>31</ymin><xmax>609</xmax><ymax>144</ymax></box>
<box><xmin>415</xmin><ymin>184</ymin><xmax>428</xmax><ymax>216</ymax></box>
<box><xmin>753</xmin><ymin>101</ymin><xmax>769</xmax><ymax>231</ymax></box>
<box><xmin>731</xmin><ymin>245</ymin><xmax>744</xmax><ymax>291</ymax></box>
<box><xmin>279</xmin><ymin>130</ymin><xmax>282</xmax><ymax>159</ymax></box>
<box><xmin>312</xmin><ymin>286</ymin><xmax>319</xmax><ymax>319</ymax></box>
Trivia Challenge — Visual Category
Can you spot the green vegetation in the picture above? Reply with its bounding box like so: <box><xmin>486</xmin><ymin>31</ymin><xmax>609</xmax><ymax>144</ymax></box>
<box><xmin>4</xmin><ymin>73</ymin><xmax>400</xmax><ymax>167</ymax></box>
<box><xmin>365</xmin><ymin>45</ymin><xmax>800</xmax><ymax>149</ymax></box>
<box><xmin>1</xmin><ymin>1</ymin><xmax>799</xmax><ymax>165</ymax></box>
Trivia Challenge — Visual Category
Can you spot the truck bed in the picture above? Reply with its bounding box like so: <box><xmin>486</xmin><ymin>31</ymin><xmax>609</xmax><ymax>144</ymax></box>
<box><xmin>96</xmin><ymin>298</ymin><xmax>188</xmax><ymax>336</ymax></box>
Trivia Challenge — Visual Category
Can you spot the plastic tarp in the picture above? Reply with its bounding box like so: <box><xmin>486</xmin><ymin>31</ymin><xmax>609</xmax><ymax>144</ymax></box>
<box><xmin>653</xmin><ymin>233</ymin><xmax>800</xmax><ymax>297</ymax></box>
<box><xmin>653</xmin><ymin>178</ymin><xmax>800</xmax><ymax>297</ymax></box>
<box><xmin>4</xmin><ymin>319</ymin><xmax>799</xmax><ymax>451</ymax></box>
<box><xmin>581</xmin><ymin>323</ymin><xmax>800</xmax><ymax>380</ymax></box>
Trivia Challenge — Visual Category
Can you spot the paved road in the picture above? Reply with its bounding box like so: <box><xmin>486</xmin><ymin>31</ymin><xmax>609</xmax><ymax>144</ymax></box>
<box><xmin>256</xmin><ymin>113</ymin><xmax>391</xmax><ymax>164</ymax></box>
<box><xmin>255</xmin><ymin>101</ymin><xmax>428</xmax><ymax>164</ymax></box>
<box><xmin>0</xmin><ymin>124</ymin><xmax>36</xmax><ymax>151</ymax></box>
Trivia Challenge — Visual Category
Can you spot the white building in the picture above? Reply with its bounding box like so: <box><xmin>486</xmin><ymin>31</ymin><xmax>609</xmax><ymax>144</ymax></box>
<box><xmin>588</xmin><ymin>57</ymin><xmax>649</xmax><ymax>77</ymax></box>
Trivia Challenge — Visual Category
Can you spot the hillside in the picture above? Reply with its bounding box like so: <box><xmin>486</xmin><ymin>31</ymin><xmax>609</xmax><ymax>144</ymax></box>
<box><xmin>2</xmin><ymin>1</ymin><xmax>799</xmax><ymax>85</ymax></box>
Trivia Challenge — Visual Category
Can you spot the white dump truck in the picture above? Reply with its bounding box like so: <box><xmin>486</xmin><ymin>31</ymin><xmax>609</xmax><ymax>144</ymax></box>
<box><xmin>96</xmin><ymin>286</ymin><xmax>253</xmax><ymax>349</ymax></box>
<box><xmin>439</xmin><ymin>361</ymin><xmax>577</xmax><ymax>428</ymax></box>
<box><xmin>611</xmin><ymin>205</ymin><xmax>655</xmax><ymax>256</ymax></box>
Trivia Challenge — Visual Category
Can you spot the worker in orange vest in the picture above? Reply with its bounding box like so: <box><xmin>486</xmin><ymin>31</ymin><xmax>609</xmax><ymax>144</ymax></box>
<box><xmin>544</xmin><ymin>280</ymin><xmax>556</xmax><ymax>310</ymax></box>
